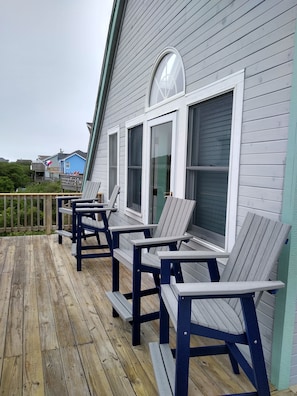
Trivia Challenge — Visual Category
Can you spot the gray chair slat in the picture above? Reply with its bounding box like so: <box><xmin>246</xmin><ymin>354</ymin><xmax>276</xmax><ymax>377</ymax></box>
<box><xmin>81</xmin><ymin>180</ymin><xmax>101</xmax><ymax>199</ymax></box>
<box><xmin>220</xmin><ymin>212</ymin><xmax>260</xmax><ymax>282</ymax></box>
<box><xmin>151</xmin><ymin>197</ymin><xmax>195</xmax><ymax>254</ymax></box>
<box><xmin>81</xmin><ymin>185</ymin><xmax>120</xmax><ymax>227</ymax></box>
<box><xmin>166</xmin><ymin>284</ymin><xmax>244</xmax><ymax>335</ymax></box>
<box><xmin>152</xmin><ymin>212</ymin><xmax>291</xmax><ymax>396</ymax></box>
<box><xmin>149</xmin><ymin>343</ymin><xmax>174</xmax><ymax>396</ymax></box>
<box><xmin>228</xmin><ymin>216</ymin><xmax>270</xmax><ymax>283</ymax></box>
<box><xmin>220</xmin><ymin>214</ymin><xmax>290</xmax><ymax>314</ymax></box>
<box><xmin>191</xmin><ymin>298</ymin><xmax>244</xmax><ymax>335</ymax></box>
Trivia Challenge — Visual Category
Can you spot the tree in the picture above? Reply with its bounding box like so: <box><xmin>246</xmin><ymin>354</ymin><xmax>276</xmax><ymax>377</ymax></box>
<box><xmin>0</xmin><ymin>176</ymin><xmax>15</xmax><ymax>192</ymax></box>
<box><xmin>0</xmin><ymin>162</ymin><xmax>32</xmax><ymax>191</ymax></box>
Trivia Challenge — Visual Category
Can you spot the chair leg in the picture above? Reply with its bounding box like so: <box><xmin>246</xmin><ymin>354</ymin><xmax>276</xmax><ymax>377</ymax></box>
<box><xmin>112</xmin><ymin>257</ymin><xmax>120</xmax><ymax>318</ymax></box>
<box><xmin>160</xmin><ymin>258</ymin><xmax>173</xmax><ymax>344</ymax></box>
<box><xmin>58</xmin><ymin>207</ymin><xmax>63</xmax><ymax>244</ymax></box>
<box><xmin>95</xmin><ymin>231</ymin><xmax>101</xmax><ymax>245</ymax></box>
<box><xmin>71</xmin><ymin>208</ymin><xmax>77</xmax><ymax>243</ymax></box>
<box><xmin>226</xmin><ymin>342</ymin><xmax>240</xmax><ymax>374</ymax></box>
<box><xmin>159</xmin><ymin>296</ymin><xmax>170</xmax><ymax>345</ymax></box>
<box><xmin>241</xmin><ymin>297</ymin><xmax>270</xmax><ymax>396</ymax></box>
<box><xmin>76</xmin><ymin>215</ymin><xmax>82</xmax><ymax>271</ymax></box>
<box><xmin>132</xmin><ymin>246</ymin><xmax>142</xmax><ymax>346</ymax></box>
<box><xmin>174</xmin><ymin>297</ymin><xmax>192</xmax><ymax>396</ymax></box>
<box><xmin>105</xmin><ymin>229</ymin><xmax>113</xmax><ymax>254</ymax></box>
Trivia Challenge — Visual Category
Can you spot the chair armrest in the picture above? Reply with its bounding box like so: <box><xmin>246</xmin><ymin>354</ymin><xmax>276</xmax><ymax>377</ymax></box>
<box><xmin>158</xmin><ymin>250</ymin><xmax>229</xmax><ymax>261</ymax></box>
<box><xmin>159</xmin><ymin>250</ymin><xmax>228</xmax><ymax>283</ymax></box>
<box><xmin>172</xmin><ymin>281</ymin><xmax>285</xmax><ymax>297</ymax></box>
<box><xmin>109</xmin><ymin>224</ymin><xmax>158</xmax><ymax>234</ymax></box>
<box><xmin>56</xmin><ymin>195</ymin><xmax>80</xmax><ymax>201</ymax></box>
<box><xmin>132</xmin><ymin>234</ymin><xmax>193</xmax><ymax>248</ymax></box>
<box><xmin>71</xmin><ymin>198</ymin><xmax>99</xmax><ymax>204</ymax></box>
<box><xmin>76</xmin><ymin>207</ymin><xmax>117</xmax><ymax>214</ymax></box>
<box><xmin>75</xmin><ymin>202</ymin><xmax>108</xmax><ymax>208</ymax></box>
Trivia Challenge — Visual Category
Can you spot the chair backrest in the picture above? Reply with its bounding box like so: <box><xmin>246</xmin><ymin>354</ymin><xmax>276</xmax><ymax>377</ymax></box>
<box><xmin>151</xmin><ymin>196</ymin><xmax>196</xmax><ymax>254</ymax></box>
<box><xmin>106</xmin><ymin>185</ymin><xmax>120</xmax><ymax>220</ymax></box>
<box><xmin>221</xmin><ymin>212</ymin><xmax>291</xmax><ymax>313</ymax></box>
<box><xmin>81</xmin><ymin>181</ymin><xmax>101</xmax><ymax>200</ymax></box>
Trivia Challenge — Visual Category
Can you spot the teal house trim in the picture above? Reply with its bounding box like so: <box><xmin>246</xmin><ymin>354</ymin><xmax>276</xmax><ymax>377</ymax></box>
<box><xmin>271</xmin><ymin>17</ymin><xmax>297</xmax><ymax>389</ymax></box>
<box><xmin>84</xmin><ymin>0</ymin><xmax>127</xmax><ymax>185</ymax></box>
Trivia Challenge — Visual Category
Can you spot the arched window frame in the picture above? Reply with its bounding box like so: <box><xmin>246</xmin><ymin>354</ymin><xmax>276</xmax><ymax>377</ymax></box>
<box><xmin>146</xmin><ymin>48</ymin><xmax>185</xmax><ymax>110</ymax></box>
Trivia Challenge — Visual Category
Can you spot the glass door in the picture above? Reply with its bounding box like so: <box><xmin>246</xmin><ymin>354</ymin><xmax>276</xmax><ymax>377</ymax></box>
<box><xmin>149</xmin><ymin>116</ymin><xmax>174</xmax><ymax>223</ymax></box>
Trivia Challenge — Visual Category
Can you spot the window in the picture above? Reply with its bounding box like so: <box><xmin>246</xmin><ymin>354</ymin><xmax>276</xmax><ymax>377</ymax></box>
<box><xmin>127</xmin><ymin>124</ymin><xmax>143</xmax><ymax>212</ymax></box>
<box><xmin>108</xmin><ymin>129</ymin><xmax>118</xmax><ymax>198</ymax></box>
<box><xmin>186</xmin><ymin>91</ymin><xmax>233</xmax><ymax>248</ymax></box>
<box><xmin>149</xmin><ymin>49</ymin><xmax>185</xmax><ymax>107</ymax></box>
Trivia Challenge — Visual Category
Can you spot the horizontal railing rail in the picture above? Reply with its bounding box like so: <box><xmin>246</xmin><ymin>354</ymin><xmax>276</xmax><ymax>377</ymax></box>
<box><xmin>0</xmin><ymin>192</ymin><xmax>103</xmax><ymax>235</ymax></box>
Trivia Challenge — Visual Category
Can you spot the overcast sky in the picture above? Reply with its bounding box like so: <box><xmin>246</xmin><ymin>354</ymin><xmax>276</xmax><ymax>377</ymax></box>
<box><xmin>0</xmin><ymin>0</ymin><xmax>113</xmax><ymax>162</ymax></box>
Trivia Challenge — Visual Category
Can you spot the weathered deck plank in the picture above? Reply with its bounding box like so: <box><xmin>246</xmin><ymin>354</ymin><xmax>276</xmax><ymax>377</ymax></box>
<box><xmin>0</xmin><ymin>234</ymin><xmax>293</xmax><ymax>395</ymax></box>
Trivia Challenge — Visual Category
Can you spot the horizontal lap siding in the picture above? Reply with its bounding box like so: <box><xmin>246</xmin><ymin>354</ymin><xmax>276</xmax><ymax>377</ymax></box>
<box><xmin>91</xmin><ymin>0</ymin><xmax>297</xmax><ymax>380</ymax></box>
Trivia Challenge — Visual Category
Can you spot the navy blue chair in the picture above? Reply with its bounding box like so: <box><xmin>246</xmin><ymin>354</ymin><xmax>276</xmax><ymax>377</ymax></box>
<box><xmin>150</xmin><ymin>212</ymin><xmax>291</xmax><ymax>396</ymax></box>
<box><xmin>73</xmin><ymin>185</ymin><xmax>120</xmax><ymax>271</ymax></box>
<box><xmin>106</xmin><ymin>196</ymin><xmax>196</xmax><ymax>346</ymax></box>
<box><xmin>56</xmin><ymin>180</ymin><xmax>101</xmax><ymax>244</ymax></box>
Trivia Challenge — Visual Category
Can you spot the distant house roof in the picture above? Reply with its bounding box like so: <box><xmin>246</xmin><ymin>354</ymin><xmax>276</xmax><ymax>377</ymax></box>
<box><xmin>62</xmin><ymin>150</ymin><xmax>87</xmax><ymax>161</ymax></box>
<box><xmin>31</xmin><ymin>162</ymin><xmax>45</xmax><ymax>172</ymax></box>
<box><xmin>37</xmin><ymin>155</ymin><xmax>50</xmax><ymax>161</ymax></box>
<box><xmin>16</xmin><ymin>159</ymin><xmax>32</xmax><ymax>165</ymax></box>
<box><xmin>45</xmin><ymin>152</ymin><xmax>70</xmax><ymax>162</ymax></box>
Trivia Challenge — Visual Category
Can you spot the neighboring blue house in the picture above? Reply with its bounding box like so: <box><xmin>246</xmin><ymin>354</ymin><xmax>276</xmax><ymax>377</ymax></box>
<box><xmin>59</xmin><ymin>150</ymin><xmax>87</xmax><ymax>175</ymax></box>
<box><xmin>43</xmin><ymin>150</ymin><xmax>87</xmax><ymax>180</ymax></box>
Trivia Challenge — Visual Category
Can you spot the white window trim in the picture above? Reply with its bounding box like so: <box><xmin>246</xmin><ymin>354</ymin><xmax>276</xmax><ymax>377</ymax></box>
<box><xmin>145</xmin><ymin>47</ymin><xmax>186</xmax><ymax>111</ymax></box>
<box><xmin>107</xmin><ymin>126</ymin><xmax>120</xmax><ymax>199</ymax></box>
<box><xmin>123</xmin><ymin>70</ymin><xmax>244</xmax><ymax>250</ymax></box>
<box><xmin>183</xmin><ymin>69</ymin><xmax>245</xmax><ymax>251</ymax></box>
<box><xmin>125</xmin><ymin>116</ymin><xmax>145</xmax><ymax>222</ymax></box>
<box><xmin>143</xmin><ymin>112</ymin><xmax>178</xmax><ymax>223</ymax></box>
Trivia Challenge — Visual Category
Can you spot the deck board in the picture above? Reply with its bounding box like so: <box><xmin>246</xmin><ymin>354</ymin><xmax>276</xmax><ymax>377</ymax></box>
<box><xmin>0</xmin><ymin>234</ymin><xmax>292</xmax><ymax>395</ymax></box>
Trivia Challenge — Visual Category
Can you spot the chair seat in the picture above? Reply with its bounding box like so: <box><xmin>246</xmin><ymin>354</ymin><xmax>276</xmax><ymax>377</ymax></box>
<box><xmin>81</xmin><ymin>216</ymin><xmax>104</xmax><ymax>229</ymax></box>
<box><xmin>113</xmin><ymin>248</ymin><xmax>162</xmax><ymax>272</ymax></box>
<box><xmin>59</xmin><ymin>207</ymin><xmax>72</xmax><ymax>215</ymax></box>
<box><xmin>162</xmin><ymin>284</ymin><xmax>244</xmax><ymax>335</ymax></box>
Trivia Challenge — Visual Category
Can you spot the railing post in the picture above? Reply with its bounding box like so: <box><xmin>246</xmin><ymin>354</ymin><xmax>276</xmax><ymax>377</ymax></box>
<box><xmin>45</xmin><ymin>195</ymin><xmax>52</xmax><ymax>235</ymax></box>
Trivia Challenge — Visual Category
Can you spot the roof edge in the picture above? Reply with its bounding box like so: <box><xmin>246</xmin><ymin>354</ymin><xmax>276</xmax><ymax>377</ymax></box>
<box><xmin>84</xmin><ymin>0</ymin><xmax>127</xmax><ymax>182</ymax></box>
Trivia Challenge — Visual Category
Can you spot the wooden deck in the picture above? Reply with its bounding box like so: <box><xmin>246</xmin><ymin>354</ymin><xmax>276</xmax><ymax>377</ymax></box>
<box><xmin>0</xmin><ymin>234</ymin><xmax>293</xmax><ymax>396</ymax></box>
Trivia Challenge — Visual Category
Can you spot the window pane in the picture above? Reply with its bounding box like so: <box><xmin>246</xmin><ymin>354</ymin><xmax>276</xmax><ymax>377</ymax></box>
<box><xmin>187</xmin><ymin>170</ymin><xmax>228</xmax><ymax>237</ymax></box>
<box><xmin>189</xmin><ymin>93</ymin><xmax>233</xmax><ymax>167</ymax></box>
<box><xmin>109</xmin><ymin>133</ymin><xmax>117</xmax><ymax>197</ymax></box>
<box><xmin>109</xmin><ymin>134</ymin><xmax>117</xmax><ymax>166</ymax></box>
<box><xmin>128</xmin><ymin>125</ymin><xmax>142</xmax><ymax>166</ymax></box>
<box><xmin>127</xmin><ymin>124</ymin><xmax>143</xmax><ymax>212</ymax></box>
<box><xmin>186</xmin><ymin>91</ymin><xmax>233</xmax><ymax>247</ymax></box>
<box><xmin>150</xmin><ymin>52</ymin><xmax>184</xmax><ymax>106</ymax></box>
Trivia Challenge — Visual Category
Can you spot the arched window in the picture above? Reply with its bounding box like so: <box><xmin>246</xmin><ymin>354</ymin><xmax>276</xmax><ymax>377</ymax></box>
<box><xmin>149</xmin><ymin>49</ymin><xmax>185</xmax><ymax>107</ymax></box>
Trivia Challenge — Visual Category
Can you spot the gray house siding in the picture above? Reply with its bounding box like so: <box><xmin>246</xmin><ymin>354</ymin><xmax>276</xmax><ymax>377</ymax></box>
<box><xmin>90</xmin><ymin>0</ymin><xmax>297</xmax><ymax>384</ymax></box>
